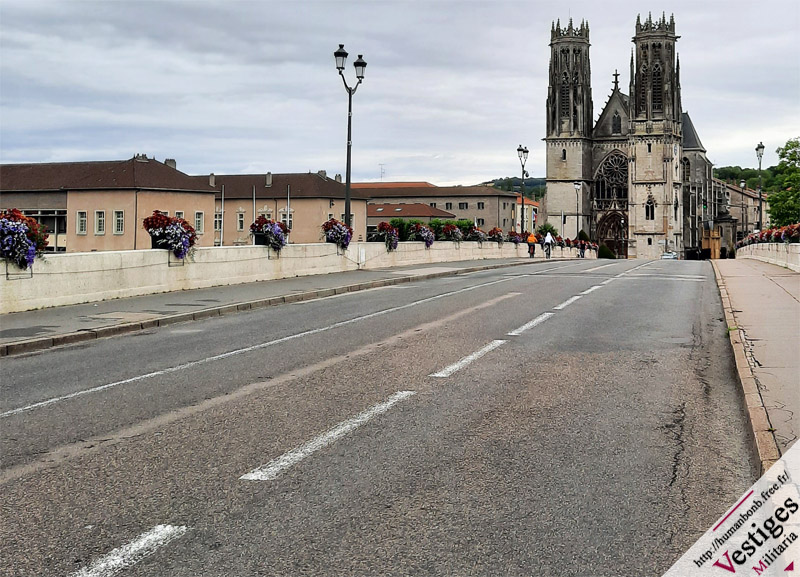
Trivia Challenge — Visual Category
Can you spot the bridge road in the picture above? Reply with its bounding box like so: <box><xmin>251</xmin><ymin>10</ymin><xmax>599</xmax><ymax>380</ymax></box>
<box><xmin>1</xmin><ymin>259</ymin><xmax>756</xmax><ymax>576</ymax></box>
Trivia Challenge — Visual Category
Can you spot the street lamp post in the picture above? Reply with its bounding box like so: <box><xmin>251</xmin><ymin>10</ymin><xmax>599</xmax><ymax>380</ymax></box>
<box><xmin>517</xmin><ymin>145</ymin><xmax>528</xmax><ymax>234</ymax></box>
<box><xmin>740</xmin><ymin>179</ymin><xmax>746</xmax><ymax>242</ymax></box>
<box><xmin>334</xmin><ymin>44</ymin><xmax>367</xmax><ymax>229</ymax></box>
<box><xmin>573</xmin><ymin>181</ymin><xmax>581</xmax><ymax>240</ymax></box>
<box><xmin>755</xmin><ymin>141</ymin><xmax>765</xmax><ymax>230</ymax></box>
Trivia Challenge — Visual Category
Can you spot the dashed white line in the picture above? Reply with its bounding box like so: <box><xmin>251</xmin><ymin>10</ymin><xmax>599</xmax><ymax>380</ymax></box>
<box><xmin>601</xmin><ymin>278</ymin><xmax>615</xmax><ymax>285</ymax></box>
<box><xmin>583</xmin><ymin>262</ymin><xmax>620</xmax><ymax>272</ymax></box>
<box><xmin>70</xmin><ymin>524</ymin><xmax>187</xmax><ymax>577</ymax></box>
<box><xmin>507</xmin><ymin>313</ymin><xmax>555</xmax><ymax>336</ymax></box>
<box><xmin>241</xmin><ymin>391</ymin><xmax>415</xmax><ymax>481</ymax></box>
<box><xmin>3</xmin><ymin>277</ymin><xmax>514</xmax><ymax>419</ymax></box>
<box><xmin>553</xmin><ymin>295</ymin><xmax>582</xmax><ymax>310</ymax></box>
<box><xmin>580</xmin><ymin>285</ymin><xmax>603</xmax><ymax>295</ymax></box>
<box><xmin>429</xmin><ymin>340</ymin><xmax>506</xmax><ymax>378</ymax></box>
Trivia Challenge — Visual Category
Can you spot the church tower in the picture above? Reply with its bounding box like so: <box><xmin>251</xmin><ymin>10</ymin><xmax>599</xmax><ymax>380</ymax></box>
<box><xmin>544</xmin><ymin>18</ymin><xmax>593</xmax><ymax>238</ymax></box>
<box><xmin>627</xmin><ymin>12</ymin><xmax>684</xmax><ymax>258</ymax></box>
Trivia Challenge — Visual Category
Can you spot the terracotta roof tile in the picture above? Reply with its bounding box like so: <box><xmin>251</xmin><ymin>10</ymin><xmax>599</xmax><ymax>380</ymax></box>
<box><xmin>368</xmin><ymin>203</ymin><xmax>456</xmax><ymax>218</ymax></box>
<box><xmin>0</xmin><ymin>156</ymin><xmax>216</xmax><ymax>193</ymax></box>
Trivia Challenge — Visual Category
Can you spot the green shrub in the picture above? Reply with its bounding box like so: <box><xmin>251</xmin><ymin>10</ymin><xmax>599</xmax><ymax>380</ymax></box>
<box><xmin>428</xmin><ymin>219</ymin><xmax>445</xmax><ymax>238</ymax></box>
<box><xmin>598</xmin><ymin>244</ymin><xmax>616</xmax><ymax>259</ymax></box>
<box><xmin>578</xmin><ymin>229</ymin><xmax>590</xmax><ymax>242</ymax></box>
<box><xmin>537</xmin><ymin>222</ymin><xmax>559</xmax><ymax>236</ymax></box>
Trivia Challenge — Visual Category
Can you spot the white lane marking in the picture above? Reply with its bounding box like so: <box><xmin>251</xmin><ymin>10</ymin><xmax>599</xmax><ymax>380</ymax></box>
<box><xmin>583</xmin><ymin>262</ymin><xmax>620</xmax><ymax>272</ymax></box>
<box><xmin>507</xmin><ymin>313</ymin><xmax>555</xmax><ymax>336</ymax></box>
<box><xmin>601</xmin><ymin>278</ymin><xmax>615</xmax><ymax>285</ymax></box>
<box><xmin>70</xmin><ymin>524</ymin><xmax>187</xmax><ymax>577</ymax></box>
<box><xmin>580</xmin><ymin>285</ymin><xmax>602</xmax><ymax>295</ymax></box>
<box><xmin>429</xmin><ymin>340</ymin><xmax>506</xmax><ymax>378</ymax></box>
<box><xmin>240</xmin><ymin>391</ymin><xmax>415</xmax><ymax>481</ymax></box>
<box><xmin>553</xmin><ymin>295</ymin><xmax>582</xmax><ymax>310</ymax></box>
<box><xmin>2</xmin><ymin>277</ymin><xmax>514</xmax><ymax>419</ymax></box>
<box><xmin>615</xmin><ymin>261</ymin><xmax>654</xmax><ymax>277</ymax></box>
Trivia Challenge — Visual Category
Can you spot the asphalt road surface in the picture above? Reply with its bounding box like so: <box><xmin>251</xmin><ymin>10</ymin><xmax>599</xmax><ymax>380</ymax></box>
<box><xmin>1</xmin><ymin>259</ymin><xmax>757</xmax><ymax>576</ymax></box>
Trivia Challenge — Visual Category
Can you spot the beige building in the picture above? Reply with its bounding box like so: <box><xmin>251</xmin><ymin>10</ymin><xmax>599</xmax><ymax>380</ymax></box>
<box><xmin>205</xmin><ymin>171</ymin><xmax>370</xmax><ymax>245</ymax></box>
<box><xmin>355</xmin><ymin>184</ymin><xmax>518</xmax><ymax>232</ymax></box>
<box><xmin>0</xmin><ymin>155</ymin><xmax>217</xmax><ymax>252</ymax></box>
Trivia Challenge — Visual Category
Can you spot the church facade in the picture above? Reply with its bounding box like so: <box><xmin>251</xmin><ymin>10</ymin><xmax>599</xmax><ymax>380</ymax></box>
<box><xmin>544</xmin><ymin>14</ymin><xmax>715</xmax><ymax>259</ymax></box>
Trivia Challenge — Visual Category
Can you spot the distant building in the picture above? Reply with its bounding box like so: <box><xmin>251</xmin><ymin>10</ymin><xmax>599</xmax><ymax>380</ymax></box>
<box><xmin>544</xmin><ymin>14</ymin><xmax>715</xmax><ymax>258</ymax></box>
<box><xmin>202</xmin><ymin>171</ymin><xmax>371</xmax><ymax>245</ymax></box>
<box><xmin>357</xmin><ymin>184</ymin><xmax>517</xmax><ymax>231</ymax></box>
<box><xmin>0</xmin><ymin>155</ymin><xmax>216</xmax><ymax>252</ymax></box>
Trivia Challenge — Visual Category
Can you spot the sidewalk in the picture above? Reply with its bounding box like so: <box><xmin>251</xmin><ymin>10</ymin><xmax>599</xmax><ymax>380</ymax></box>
<box><xmin>0</xmin><ymin>257</ymin><xmax>544</xmax><ymax>356</ymax></box>
<box><xmin>713</xmin><ymin>258</ymin><xmax>800</xmax><ymax>472</ymax></box>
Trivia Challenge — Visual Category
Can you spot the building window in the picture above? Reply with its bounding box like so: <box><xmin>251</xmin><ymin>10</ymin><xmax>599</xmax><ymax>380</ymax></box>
<box><xmin>476</xmin><ymin>218</ymin><xmax>485</xmax><ymax>227</ymax></box>
<box><xmin>562</xmin><ymin>149</ymin><xmax>567</xmax><ymax>161</ymax></box>
<box><xmin>113</xmin><ymin>210</ymin><xmax>124</xmax><ymax>235</ymax></box>
<box><xmin>477</xmin><ymin>202</ymin><xmax>485</xmax><ymax>210</ymax></box>
<box><xmin>445</xmin><ymin>202</ymin><xmax>453</xmax><ymax>210</ymax></box>
<box><xmin>195</xmin><ymin>211</ymin><xmax>204</xmax><ymax>234</ymax></box>
<box><xmin>429</xmin><ymin>203</ymin><xmax>436</xmax><ymax>208</ymax></box>
<box><xmin>77</xmin><ymin>211</ymin><xmax>87</xmax><ymax>235</ymax></box>
<box><xmin>503</xmin><ymin>218</ymin><xmax>508</xmax><ymax>227</ymax></box>
<box><xmin>214</xmin><ymin>213</ymin><xmax>222</xmax><ymax>232</ymax></box>
<box><xmin>560</xmin><ymin>73</ymin><xmax>570</xmax><ymax>118</ymax></box>
<box><xmin>328</xmin><ymin>213</ymin><xmax>334</xmax><ymax>221</ymax></box>
<box><xmin>339</xmin><ymin>214</ymin><xmax>352</xmax><ymax>229</ymax></box>
<box><xmin>458</xmin><ymin>202</ymin><xmax>468</xmax><ymax>210</ymax></box>
<box><xmin>648</xmin><ymin>237</ymin><xmax>653</xmax><ymax>246</ymax></box>
<box><xmin>237</xmin><ymin>213</ymin><xmax>245</xmax><ymax>231</ymax></box>
<box><xmin>647</xmin><ymin>143</ymin><xmax>652</xmax><ymax>154</ymax></box>
<box><xmin>94</xmin><ymin>211</ymin><xmax>105</xmax><ymax>235</ymax></box>
<box><xmin>652</xmin><ymin>64</ymin><xmax>663</xmax><ymax>113</ymax></box>
<box><xmin>612</xmin><ymin>112</ymin><xmax>621</xmax><ymax>135</ymax></box>
<box><xmin>175</xmin><ymin>211</ymin><xmax>184</xmax><ymax>220</ymax></box>
<box><xmin>645</xmin><ymin>197</ymin><xmax>655</xmax><ymax>220</ymax></box>
<box><xmin>503</xmin><ymin>202</ymin><xmax>508</xmax><ymax>210</ymax></box>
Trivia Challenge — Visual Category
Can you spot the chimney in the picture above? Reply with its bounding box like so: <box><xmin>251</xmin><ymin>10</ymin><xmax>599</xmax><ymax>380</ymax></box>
<box><xmin>317</xmin><ymin>170</ymin><xmax>327</xmax><ymax>178</ymax></box>
<box><xmin>266</xmin><ymin>172</ymin><xmax>273</xmax><ymax>187</ymax></box>
<box><xmin>165</xmin><ymin>158</ymin><xmax>176</xmax><ymax>169</ymax></box>
<box><xmin>209</xmin><ymin>173</ymin><xmax>215</xmax><ymax>187</ymax></box>
<box><xmin>335</xmin><ymin>174</ymin><xmax>342</xmax><ymax>183</ymax></box>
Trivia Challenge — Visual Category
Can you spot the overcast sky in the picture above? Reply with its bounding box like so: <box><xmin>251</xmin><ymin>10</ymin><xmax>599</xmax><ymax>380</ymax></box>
<box><xmin>1</xmin><ymin>0</ymin><xmax>798</xmax><ymax>185</ymax></box>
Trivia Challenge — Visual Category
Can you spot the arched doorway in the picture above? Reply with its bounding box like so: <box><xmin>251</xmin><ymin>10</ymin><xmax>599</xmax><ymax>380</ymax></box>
<box><xmin>597</xmin><ymin>212</ymin><xmax>628</xmax><ymax>258</ymax></box>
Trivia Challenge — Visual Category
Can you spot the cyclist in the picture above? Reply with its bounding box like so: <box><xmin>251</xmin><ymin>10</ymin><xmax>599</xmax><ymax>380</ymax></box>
<box><xmin>526</xmin><ymin>232</ymin><xmax>537</xmax><ymax>258</ymax></box>
<box><xmin>544</xmin><ymin>231</ymin><xmax>554</xmax><ymax>259</ymax></box>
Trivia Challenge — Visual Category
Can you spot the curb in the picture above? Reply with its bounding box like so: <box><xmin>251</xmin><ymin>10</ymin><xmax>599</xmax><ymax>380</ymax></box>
<box><xmin>0</xmin><ymin>257</ymin><xmax>574</xmax><ymax>358</ymax></box>
<box><xmin>711</xmin><ymin>260</ymin><xmax>781</xmax><ymax>475</ymax></box>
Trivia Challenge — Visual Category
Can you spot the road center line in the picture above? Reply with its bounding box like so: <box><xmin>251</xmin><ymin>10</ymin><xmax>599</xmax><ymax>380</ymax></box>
<box><xmin>240</xmin><ymin>391</ymin><xmax>415</xmax><ymax>481</ymax></box>
<box><xmin>583</xmin><ymin>262</ymin><xmax>620</xmax><ymax>272</ymax></box>
<box><xmin>553</xmin><ymin>295</ymin><xmax>582</xmax><ymax>310</ymax></box>
<box><xmin>429</xmin><ymin>339</ymin><xmax>506</xmax><ymax>378</ymax></box>
<box><xmin>2</xmin><ymin>276</ymin><xmax>515</xmax><ymax>419</ymax></box>
<box><xmin>507</xmin><ymin>312</ymin><xmax>555</xmax><ymax>336</ymax></box>
<box><xmin>581</xmin><ymin>285</ymin><xmax>602</xmax><ymax>295</ymax></box>
<box><xmin>70</xmin><ymin>524</ymin><xmax>187</xmax><ymax>577</ymax></box>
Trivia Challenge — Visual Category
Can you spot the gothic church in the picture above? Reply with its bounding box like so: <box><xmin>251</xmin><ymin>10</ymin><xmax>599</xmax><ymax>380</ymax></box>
<box><xmin>545</xmin><ymin>13</ymin><xmax>708</xmax><ymax>259</ymax></box>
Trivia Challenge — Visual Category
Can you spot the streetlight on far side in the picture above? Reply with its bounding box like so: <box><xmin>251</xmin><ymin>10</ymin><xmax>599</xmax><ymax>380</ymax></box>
<box><xmin>334</xmin><ymin>44</ymin><xmax>367</xmax><ymax>229</ymax></box>
<box><xmin>755</xmin><ymin>141</ymin><xmax>765</xmax><ymax>230</ymax></box>
<box><xmin>517</xmin><ymin>145</ymin><xmax>529</xmax><ymax>234</ymax></box>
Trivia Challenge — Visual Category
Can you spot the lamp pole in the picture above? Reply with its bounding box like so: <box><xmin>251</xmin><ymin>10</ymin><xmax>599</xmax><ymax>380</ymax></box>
<box><xmin>517</xmin><ymin>145</ymin><xmax>528</xmax><ymax>234</ymax></box>
<box><xmin>755</xmin><ymin>141</ymin><xmax>764</xmax><ymax>230</ymax></box>
<box><xmin>573</xmin><ymin>181</ymin><xmax>581</xmax><ymax>240</ymax></box>
<box><xmin>334</xmin><ymin>44</ymin><xmax>367</xmax><ymax>229</ymax></box>
<box><xmin>740</xmin><ymin>179</ymin><xmax>746</xmax><ymax>241</ymax></box>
